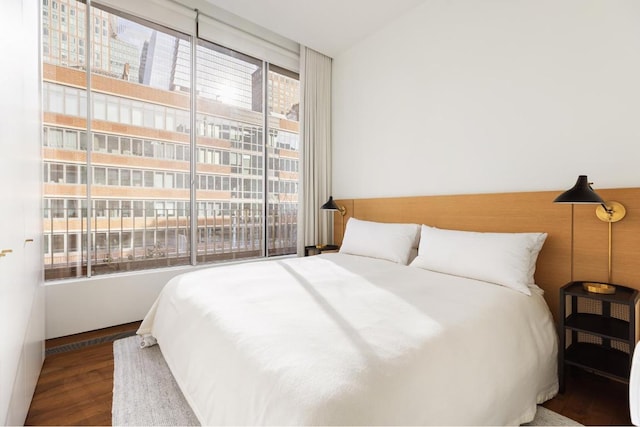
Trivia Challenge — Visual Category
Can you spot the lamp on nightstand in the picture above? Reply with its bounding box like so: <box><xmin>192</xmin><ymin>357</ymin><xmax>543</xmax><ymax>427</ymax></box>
<box><xmin>553</xmin><ymin>175</ymin><xmax>626</xmax><ymax>294</ymax></box>
<box><xmin>321</xmin><ymin>196</ymin><xmax>347</xmax><ymax>248</ymax></box>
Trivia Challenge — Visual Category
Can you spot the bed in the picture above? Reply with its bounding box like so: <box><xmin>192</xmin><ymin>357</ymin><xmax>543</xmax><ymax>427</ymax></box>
<box><xmin>137</xmin><ymin>220</ymin><xmax>559</xmax><ymax>425</ymax></box>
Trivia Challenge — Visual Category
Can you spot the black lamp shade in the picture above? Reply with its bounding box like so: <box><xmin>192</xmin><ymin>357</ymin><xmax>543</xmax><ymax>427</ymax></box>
<box><xmin>553</xmin><ymin>175</ymin><xmax>605</xmax><ymax>204</ymax></box>
<box><xmin>321</xmin><ymin>196</ymin><xmax>340</xmax><ymax>210</ymax></box>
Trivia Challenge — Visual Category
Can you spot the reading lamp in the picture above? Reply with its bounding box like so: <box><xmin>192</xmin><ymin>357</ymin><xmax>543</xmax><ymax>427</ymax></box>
<box><xmin>321</xmin><ymin>196</ymin><xmax>347</xmax><ymax>244</ymax></box>
<box><xmin>553</xmin><ymin>175</ymin><xmax>626</xmax><ymax>294</ymax></box>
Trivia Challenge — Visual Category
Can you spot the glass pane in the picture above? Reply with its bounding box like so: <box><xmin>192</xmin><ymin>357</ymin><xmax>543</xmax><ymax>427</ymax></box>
<box><xmin>43</xmin><ymin>0</ymin><xmax>192</xmax><ymax>280</ymax></box>
<box><xmin>42</xmin><ymin>0</ymin><xmax>88</xmax><ymax>279</ymax></box>
<box><xmin>64</xmin><ymin>130</ymin><xmax>78</xmax><ymax>150</ymax></box>
<box><xmin>196</xmin><ymin>40</ymin><xmax>264</xmax><ymax>263</ymax></box>
<box><xmin>266</xmin><ymin>65</ymin><xmax>299</xmax><ymax>256</ymax></box>
<box><xmin>91</xmin><ymin>5</ymin><xmax>191</xmax><ymax>275</ymax></box>
<box><xmin>66</xmin><ymin>165</ymin><xmax>78</xmax><ymax>184</ymax></box>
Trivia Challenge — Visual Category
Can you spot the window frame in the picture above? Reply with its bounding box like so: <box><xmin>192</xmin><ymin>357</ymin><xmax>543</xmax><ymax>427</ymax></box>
<box><xmin>41</xmin><ymin>0</ymin><xmax>300</xmax><ymax>280</ymax></box>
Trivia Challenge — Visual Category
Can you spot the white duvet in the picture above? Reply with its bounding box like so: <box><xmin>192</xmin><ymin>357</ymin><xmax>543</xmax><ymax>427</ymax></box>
<box><xmin>138</xmin><ymin>253</ymin><xmax>558</xmax><ymax>425</ymax></box>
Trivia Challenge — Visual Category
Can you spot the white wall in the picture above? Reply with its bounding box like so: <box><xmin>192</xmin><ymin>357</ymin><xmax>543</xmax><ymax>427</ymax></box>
<box><xmin>45</xmin><ymin>257</ymin><xmax>283</xmax><ymax>339</ymax></box>
<box><xmin>332</xmin><ymin>0</ymin><xmax>640</xmax><ymax>199</ymax></box>
<box><xmin>46</xmin><ymin>267</ymin><xmax>188</xmax><ymax>338</ymax></box>
<box><xmin>0</xmin><ymin>0</ymin><xmax>45</xmax><ymax>423</ymax></box>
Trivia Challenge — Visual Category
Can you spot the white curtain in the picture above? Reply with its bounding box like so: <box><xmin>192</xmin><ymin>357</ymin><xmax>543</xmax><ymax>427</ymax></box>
<box><xmin>298</xmin><ymin>46</ymin><xmax>333</xmax><ymax>255</ymax></box>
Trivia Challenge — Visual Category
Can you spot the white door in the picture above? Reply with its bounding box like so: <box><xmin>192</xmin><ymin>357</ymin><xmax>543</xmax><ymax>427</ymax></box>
<box><xmin>0</xmin><ymin>0</ymin><xmax>45</xmax><ymax>424</ymax></box>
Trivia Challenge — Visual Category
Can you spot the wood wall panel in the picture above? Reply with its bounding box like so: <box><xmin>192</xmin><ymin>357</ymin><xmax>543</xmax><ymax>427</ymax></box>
<box><xmin>331</xmin><ymin>188</ymin><xmax>640</xmax><ymax>321</ymax></box>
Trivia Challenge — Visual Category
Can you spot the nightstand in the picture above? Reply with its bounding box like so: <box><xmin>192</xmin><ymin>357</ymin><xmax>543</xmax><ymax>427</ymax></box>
<box><xmin>559</xmin><ymin>281</ymin><xmax>639</xmax><ymax>393</ymax></box>
<box><xmin>304</xmin><ymin>245</ymin><xmax>339</xmax><ymax>256</ymax></box>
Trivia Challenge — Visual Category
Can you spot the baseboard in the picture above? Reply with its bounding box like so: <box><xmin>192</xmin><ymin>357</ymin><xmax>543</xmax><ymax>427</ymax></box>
<box><xmin>46</xmin><ymin>329</ymin><xmax>137</xmax><ymax>356</ymax></box>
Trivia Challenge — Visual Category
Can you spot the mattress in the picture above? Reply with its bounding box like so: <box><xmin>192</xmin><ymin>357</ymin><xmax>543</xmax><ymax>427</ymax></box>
<box><xmin>138</xmin><ymin>253</ymin><xmax>558</xmax><ymax>425</ymax></box>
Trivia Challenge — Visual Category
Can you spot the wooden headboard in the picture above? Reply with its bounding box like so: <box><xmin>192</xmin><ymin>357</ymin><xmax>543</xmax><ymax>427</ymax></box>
<box><xmin>332</xmin><ymin>188</ymin><xmax>640</xmax><ymax>320</ymax></box>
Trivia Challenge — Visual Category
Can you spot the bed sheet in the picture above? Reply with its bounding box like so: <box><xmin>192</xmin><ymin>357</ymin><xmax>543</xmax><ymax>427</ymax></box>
<box><xmin>138</xmin><ymin>253</ymin><xmax>558</xmax><ymax>425</ymax></box>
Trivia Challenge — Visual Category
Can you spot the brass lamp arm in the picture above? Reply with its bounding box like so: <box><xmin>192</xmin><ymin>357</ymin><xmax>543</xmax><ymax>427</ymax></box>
<box><xmin>596</xmin><ymin>201</ymin><xmax>626</xmax><ymax>223</ymax></box>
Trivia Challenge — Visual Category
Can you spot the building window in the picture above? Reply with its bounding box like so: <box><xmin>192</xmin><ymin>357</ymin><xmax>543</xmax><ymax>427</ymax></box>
<box><xmin>66</xmin><ymin>164</ymin><xmax>78</xmax><ymax>184</ymax></box>
<box><xmin>108</xmin><ymin>168</ymin><xmax>119</xmax><ymax>186</ymax></box>
<box><xmin>64</xmin><ymin>130</ymin><xmax>78</xmax><ymax>150</ymax></box>
<box><xmin>52</xmin><ymin>235</ymin><xmax>65</xmax><ymax>253</ymax></box>
<box><xmin>50</xmin><ymin>164</ymin><xmax>64</xmax><ymax>183</ymax></box>
<box><xmin>121</xmin><ymin>169</ymin><xmax>131</xmax><ymax>186</ymax></box>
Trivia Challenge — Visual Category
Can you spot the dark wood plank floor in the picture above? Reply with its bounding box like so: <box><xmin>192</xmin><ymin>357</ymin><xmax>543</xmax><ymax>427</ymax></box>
<box><xmin>543</xmin><ymin>368</ymin><xmax>631</xmax><ymax>426</ymax></box>
<box><xmin>25</xmin><ymin>322</ymin><xmax>141</xmax><ymax>426</ymax></box>
<box><xmin>26</xmin><ymin>323</ymin><xmax>632</xmax><ymax>426</ymax></box>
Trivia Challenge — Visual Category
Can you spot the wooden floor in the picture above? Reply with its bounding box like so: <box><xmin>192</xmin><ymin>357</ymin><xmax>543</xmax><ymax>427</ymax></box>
<box><xmin>25</xmin><ymin>322</ymin><xmax>141</xmax><ymax>426</ymax></box>
<box><xmin>26</xmin><ymin>323</ymin><xmax>632</xmax><ymax>426</ymax></box>
<box><xmin>544</xmin><ymin>369</ymin><xmax>631</xmax><ymax>426</ymax></box>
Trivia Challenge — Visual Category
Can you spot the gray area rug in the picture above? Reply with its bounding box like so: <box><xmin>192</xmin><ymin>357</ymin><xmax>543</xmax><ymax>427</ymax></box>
<box><xmin>112</xmin><ymin>335</ymin><xmax>200</xmax><ymax>426</ymax></box>
<box><xmin>524</xmin><ymin>407</ymin><xmax>582</xmax><ymax>426</ymax></box>
<box><xmin>113</xmin><ymin>335</ymin><xmax>581</xmax><ymax>426</ymax></box>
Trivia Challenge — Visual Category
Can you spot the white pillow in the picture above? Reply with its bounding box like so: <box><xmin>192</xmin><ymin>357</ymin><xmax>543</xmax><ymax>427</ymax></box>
<box><xmin>410</xmin><ymin>225</ymin><xmax>547</xmax><ymax>295</ymax></box>
<box><xmin>339</xmin><ymin>218</ymin><xmax>420</xmax><ymax>265</ymax></box>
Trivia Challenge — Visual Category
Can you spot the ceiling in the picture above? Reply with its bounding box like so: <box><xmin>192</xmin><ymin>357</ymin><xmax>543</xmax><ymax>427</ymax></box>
<box><xmin>202</xmin><ymin>0</ymin><xmax>427</xmax><ymax>58</ymax></box>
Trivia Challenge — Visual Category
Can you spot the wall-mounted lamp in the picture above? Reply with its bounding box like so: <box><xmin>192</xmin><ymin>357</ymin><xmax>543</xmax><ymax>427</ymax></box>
<box><xmin>320</xmin><ymin>196</ymin><xmax>346</xmax><ymax>216</ymax></box>
<box><xmin>321</xmin><ymin>196</ymin><xmax>347</xmax><ymax>246</ymax></box>
<box><xmin>553</xmin><ymin>175</ymin><xmax>626</xmax><ymax>294</ymax></box>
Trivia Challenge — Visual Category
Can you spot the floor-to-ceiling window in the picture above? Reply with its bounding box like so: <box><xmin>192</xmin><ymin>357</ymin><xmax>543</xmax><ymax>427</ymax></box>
<box><xmin>42</xmin><ymin>0</ymin><xmax>299</xmax><ymax>280</ymax></box>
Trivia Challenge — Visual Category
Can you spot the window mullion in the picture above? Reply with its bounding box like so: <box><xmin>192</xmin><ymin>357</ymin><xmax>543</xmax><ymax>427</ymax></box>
<box><xmin>190</xmin><ymin>19</ymin><xmax>198</xmax><ymax>266</ymax></box>
<box><xmin>262</xmin><ymin>61</ymin><xmax>269</xmax><ymax>257</ymax></box>
<box><xmin>85</xmin><ymin>0</ymin><xmax>93</xmax><ymax>277</ymax></box>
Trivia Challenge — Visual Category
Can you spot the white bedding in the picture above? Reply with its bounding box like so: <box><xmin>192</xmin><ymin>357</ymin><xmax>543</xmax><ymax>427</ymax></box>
<box><xmin>138</xmin><ymin>253</ymin><xmax>558</xmax><ymax>425</ymax></box>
